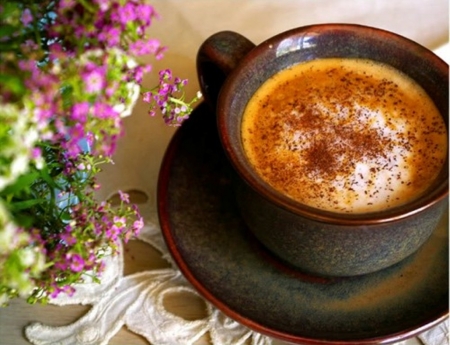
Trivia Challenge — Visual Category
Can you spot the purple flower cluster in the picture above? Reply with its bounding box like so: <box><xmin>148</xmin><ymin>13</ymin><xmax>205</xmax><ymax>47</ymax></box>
<box><xmin>52</xmin><ymin>0</ymin><xmax>164</xmax><ymax>57</ymax></box>
<box><xmin>32</xmin><ymin>189</ymin><xmax>142</xmax><ymax>299</ymax></box>
<box><xmin>143</xmin><ymin>69</ymin><xmax>202</xmax><ymax>126</ymax></box>
<box><xmin>19</xmin><ymin>45</ymin><xmax>149</xmax><ymax>159</ymax></box>
<box><xmin>14</xmin><ymin>0</ymin><xmax>173</xmax><ymax>160</ymax></box>
<box><xmin>18</xmin><ymin>0</ymin><xmax>162</xmax><ymax>159</ymax></box>
<box><xmin>0</xmin><ymin>0</ymin><xmax>199</xmax><ymax>304</ymax></box>
<box><xmin>0</xmin><ymin>0</ymin><xmax>156</xmax><ymax>304</ymax></box>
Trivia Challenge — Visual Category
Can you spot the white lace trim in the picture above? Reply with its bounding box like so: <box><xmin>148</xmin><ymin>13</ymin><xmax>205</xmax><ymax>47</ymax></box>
<box><xmin>419</xmin><ymin>320</ymin><xmax>449</xmax><ymax>345</ymax></box>
<box><xmin>24</xmin><ymin>219</ymin><xmax>447</xmax><ymax>345</ymax></box>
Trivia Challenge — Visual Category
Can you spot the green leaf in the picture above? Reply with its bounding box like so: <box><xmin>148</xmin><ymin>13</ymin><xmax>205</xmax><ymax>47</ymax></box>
<box><xmin>9</xmin><ymin>198</ymin><xmax>45</xmax><ymax>211</ymax></box>
<box><xmin>12</xmin><ymin>213</ymin><xmax>35</xmax><ymax>228</ymax></box>
<box><xmin>0</xmin><ymin>25</ymin><xmax>18</xmax><ymax>39</ymax></box>
<box><xmin>0</xmin><ymin>74</ymin><xmax>26</xmax><ymax>95</ymax></box>
<box><xmin>39</xmin><ymin>166</ymin><xmax>63</xmax><ymax>190</ymax></box>
<box><xmin>59</xmin><ymin>210</ymin><xmax>72</xmax><ymax>222</ymax></box>
<box><xmin>0</xmin><ymin>2</ymin><xmax>20</xmax><ymax>18</ymax></box>
<box><xmin>0</xmin><ymin>42</ymin><xmax>21</xmax><ymax>52</ymax></box>
<box><xmin>0</xmin><ymin>170</ymin><xmax>40</xmax><ymax>196</ymax></box>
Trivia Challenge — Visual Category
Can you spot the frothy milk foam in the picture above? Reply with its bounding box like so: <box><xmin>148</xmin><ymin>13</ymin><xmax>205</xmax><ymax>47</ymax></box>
<box><xmin>241</xmin><ymin>58</ymin><xmax>447</xmax><ymax>213</ymax></box>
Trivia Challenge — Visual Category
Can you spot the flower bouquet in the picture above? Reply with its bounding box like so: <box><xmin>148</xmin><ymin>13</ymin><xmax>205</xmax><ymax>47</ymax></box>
<box><xmin>0</xmin><ymin>0</ymin><xmax>200</xmax><ymax>305</ymax></box>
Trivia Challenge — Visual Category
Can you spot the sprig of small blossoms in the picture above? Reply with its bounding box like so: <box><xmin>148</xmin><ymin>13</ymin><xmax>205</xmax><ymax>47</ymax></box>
<box><xmin>0</xmin><ymin>0</ymin><xmax>199</xmax><ymax>305</ymax></box>
<box><xmin>143</xmin><ymin>69</ymin><xmax>202</xmax><ymax>126</ymax></box>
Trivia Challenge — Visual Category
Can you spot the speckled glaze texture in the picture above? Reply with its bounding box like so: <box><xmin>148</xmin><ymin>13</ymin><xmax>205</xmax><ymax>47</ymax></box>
<box><xmin>157</xmin><ymin>103</ymin><xmax>449</xmax><ymax>344</ymax></box>
<box><xmin>236</xmin><ymin>179</ymin><xmax>445</xmax><ymax>276</ymax></box>
<box><xmin>198</xmin><ymin>25</ymin><xmax>449</xmax><ymax>276</ymax></box>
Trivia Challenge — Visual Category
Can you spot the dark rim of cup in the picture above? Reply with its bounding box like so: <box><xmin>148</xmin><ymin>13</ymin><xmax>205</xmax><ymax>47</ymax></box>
<box><xmin>217</xmin><ymin>24</ymin><xmax>449</xmax><ymax>225</ymax></box>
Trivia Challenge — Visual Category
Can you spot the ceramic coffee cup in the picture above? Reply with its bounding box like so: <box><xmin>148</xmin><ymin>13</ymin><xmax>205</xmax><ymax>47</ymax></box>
<box><xmin>196</xmin><ymin>24</ymin><xmax>448</xmax><ymax>277</ymax></box>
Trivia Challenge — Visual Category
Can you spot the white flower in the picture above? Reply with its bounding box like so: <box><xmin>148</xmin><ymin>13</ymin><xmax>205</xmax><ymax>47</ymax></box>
<box><xmin>0</xmin><ymin>103</ymin><xmax>42</xmax><ymax>191</ymax></box>
<box><xmin>0</xmin><ymin>222</ymin><xmax>19</xmax><ymax>253</ymax></box>
<box><xmin>95</xmin><ymin>0</ymin><xmax>111</xmax><ymax>12</ymax></box>
<box><xmin>79</xmin><ymin>48</ymin><xmax>103</xmax><ymax>65</ymax></box>
<box><xmin>112</xmin><ymin>103</ymin><xmax>126</xmax><ymax>116</ymax></box>
<box><xmin>34</xmin><ymin>155</ymin><xmax>44</xmax><ymax>170</ymax></box>
<box><xmin>10</xmin><ymin>153</ymin><xmax>29</xmax><ymax>178</ymax></box>
<box><xmin>19</xmin><ymin>247</ymin><xmax>36</xmax><ymax>267</ymax></box>
<box><xmin>30</xmin><ymin>250</ymin><xmax>46</xmax><ymax>275</ymax></box>
<box><xmin>23</xmin><ymin>127</ymin><xmax>39</xmax><ymax>148</ymax></box>
<box><xmin>0</xmin><ymin>200</ymin><xmax>29</xmax><ymax>253</ymax></box>
<box><xmin>51</xmin><ymin>61</ymin><xmax>62</xmax><ymax>75</ymax></box>
<box><xmin>15</xmin><ymin>272</ymin><xmax>34</xmax><ymax>298</ymax></box>
<box><xmin>113</xmin><ymin>82</ymin><xmax>141</xmax><ymax>118</ymax></box>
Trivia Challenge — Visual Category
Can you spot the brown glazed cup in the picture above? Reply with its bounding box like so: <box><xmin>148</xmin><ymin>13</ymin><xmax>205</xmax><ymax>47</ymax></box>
<box><xmin>196</xmin><ymin>24</ymin><xmax>449</xmax><ymax>277</ymax></box>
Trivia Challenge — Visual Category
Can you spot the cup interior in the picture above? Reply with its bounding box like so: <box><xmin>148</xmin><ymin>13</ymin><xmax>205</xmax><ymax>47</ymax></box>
<box><xmin>217</xmin><ymin>24</ymin><xmax>449</xmax><ymax>224</ymax></box>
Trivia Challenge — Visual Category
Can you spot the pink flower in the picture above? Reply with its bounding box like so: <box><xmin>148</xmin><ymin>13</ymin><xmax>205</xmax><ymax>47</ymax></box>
<box><xmin>68</xmin><ymin>123</ymin><xmax>85</xmax><ymax>142</ymax></box>
<box><xmin>60</xmin><ymin>229</ymin><xmax>77</xmax><ymax>246</ymax></box>
<box><xmin>117</xmin><ymin>3</ymin><xmax>137</xmax><ymax>25</ymax></box>
<box><xmin>58</xmin><ymin>0</ymin><xmax>75</xmax><ymax>10</ymax></box>
<box><xmin>21</xmin><ymin>9</ymin><xmax>33</xmax><ymax>26</ymax></box>
<box><xmin>62</xmin><ymin>285</ymin><xmax>76</xmax><ymax>297</ymax></box>
<box><xmin>159</xmin><ymin>69</ymin><xmax>172</xmax><ymax>80</ymax></box>
<box><xmin>84</xmin><ymin>252</ymin><xmax>97</xmax><ymax>268</ymax></box>
<box><xmin>105</xmin><ymin>82</ymin><xmax>118</xmax><ymax>97</ymax></box>
<box><xmin>118</xmin><ymin>190</ymin><xmax>130</xmax><ymax>203</ymax></box>
<box><xmin>98</xmin><ymin>26</ymin><xmax>121</xmax><ymax>47</ymax></box>
<box><xmin>133</xmin><ymin>217</ymin><xmax>144</xmax><ymax>233</ymax></box>
<box><xmin>63</xmin><ymin>124</ymin><xmax>86</xmax><ymax>158</ymax></box>
<box><xmin>85</xmin><ymin>132</ymin><xmax>95</xmax><ymax>147</ymax></box>
<box><xmin>136</xmin><ymin>4</ymin><xmax>157</xmax><ymax>25</ymax></box>
<box><xmin>130</xmin><ymin>64</ymin><xmax>152</xmax><ymax>83</ymax></box>
<box><xmin>49</xmin><ymin>43</ymin><xmax>68</xmax><ymax>61</ymax></box>
<box><xmin>34</xmin><ymin>104</ymin><xmax>54</xmax><ymax>123</ymax></box>
<box><xmin>21</xmin><ymin>39</ymin><xmax>39</xmax><ymax>53</ymax></box>
<box><xmin>54</xmin><ymin>261</ymin><xmax>69</xmax><ymax>271</ymax></box>
<box><xmin>106</xmin><ymin>225</ymin><xmax>120</xmax><ymax>241</ymax></box>
<box><xmin>71</xmin><ymin>102</ymin><xmax>90</xmax><ymax>123</ymax></box>
<box><xmin>69</xmin><ymin>254</ymin><xmax>85</xmax><ymax>272</ymax></box>
<box><xmin>18</xmin><ymin>59</ymin><xmax>36</xmax><ymax>72</ymax></box>
<box><xmin>129</xmin><ymin>39</ymin><xmax>155</xmax><ymax>56</ymax></box>
<box><xmin>94</xmin><ymin>0</ymin><xmax>111</xmax><ymax>11</ymax></box>
<box><xmin>93</xmin><ymin>102</ymin><xmax>117</xmax><ymax>119</ymax></box>
<box><xmin>99</xmin><ymin>140</ymin><xmax>117</xmax><ymax>157</ymax></box>
<box><xmin>82</xmin><ymin>67</ymin><xmax>106</xmax><ymax>93</ymax></box>
<box><xmin>53</xmin><ymin>118</ymin><xmax>67</xmax><ymax>138</ymax></box>
<box><xmin>50</xmin><ymin>285</ymin><xmax>63</xmax><ymax>299</ymax></box>
<box><xmin>31</xmin><ymin>147</ymin><xmax>42</xmax><ymax>159</ymax></box>
<box><xmin>142</xmin><ymin>91</ymin><xmax>152</xmax><ymax>103</ymax></box>
<box><xmin>155</xmin><ymin>46</ymin><xmax>167</xmax><ymax>60</ymax></box>
<box><xmin>113</xmin><ymin>216</ymin><xmax>126</xmax><ymax>228</ymax></box>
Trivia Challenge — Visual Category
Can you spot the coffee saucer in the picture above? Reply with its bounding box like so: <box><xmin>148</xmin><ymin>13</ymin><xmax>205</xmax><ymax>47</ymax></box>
<box><xmin>157</xmin><ymin>102</ymin><xmax>449</xmax><ymax>344</ymax></box>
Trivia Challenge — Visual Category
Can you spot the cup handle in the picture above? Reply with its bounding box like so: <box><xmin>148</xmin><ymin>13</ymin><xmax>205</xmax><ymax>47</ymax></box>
<box><xmin>196</xmin><ymin>31</ymin><xmax>256</xmax><ymax>109</ymax></box>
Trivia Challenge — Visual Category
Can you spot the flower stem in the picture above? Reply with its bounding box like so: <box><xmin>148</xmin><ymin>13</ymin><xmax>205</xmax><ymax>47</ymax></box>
<box><xmin>78</xmin><ymin>0</ymin><xmax>97</xmax><ymax>13</ymax></box>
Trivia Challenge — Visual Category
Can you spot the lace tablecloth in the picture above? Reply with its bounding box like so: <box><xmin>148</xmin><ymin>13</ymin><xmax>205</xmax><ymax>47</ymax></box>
<box><xmin>1</xmin><ymin>1</ymin><xmax>449</xmax><ymax>344</ymax></box>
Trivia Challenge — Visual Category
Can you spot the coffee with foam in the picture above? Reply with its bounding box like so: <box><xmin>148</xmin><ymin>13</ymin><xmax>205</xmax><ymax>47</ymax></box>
<box><xmin>241</xmin><ymin>58</ymin><xmax>447</xmax><ymax>213</ymax></box>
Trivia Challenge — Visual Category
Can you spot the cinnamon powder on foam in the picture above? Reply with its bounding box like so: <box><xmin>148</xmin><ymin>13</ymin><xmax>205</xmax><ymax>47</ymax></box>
<box><xmin>241</xmin><ymin>58</ymin><xmax>447</xmax><ymax>213</ymax></box>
